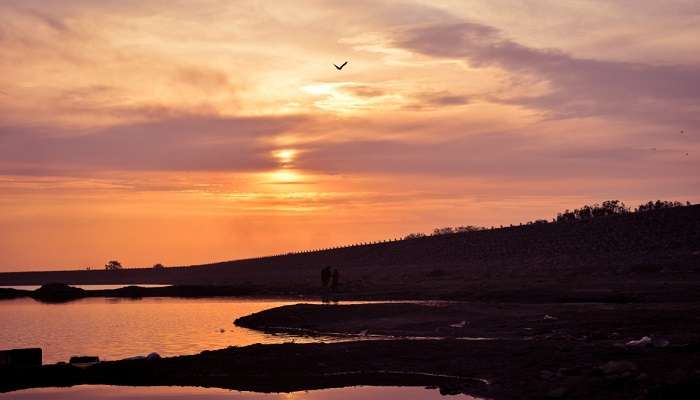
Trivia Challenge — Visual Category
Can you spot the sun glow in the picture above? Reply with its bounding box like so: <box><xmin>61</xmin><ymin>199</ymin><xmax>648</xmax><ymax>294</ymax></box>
<box><xmin>302</xmin><ymin>82</ymin><xmax>405</xmax><ymax>113</ymax></box>
<box><xmin>273</xmin><ymin>149</ymin><xmax>298</xmax><ymax>166</ymax></box>
<box><xmin>267</xmin><ymin>169</ymin><xmax>304</xmax><ymax>184</ymax></box>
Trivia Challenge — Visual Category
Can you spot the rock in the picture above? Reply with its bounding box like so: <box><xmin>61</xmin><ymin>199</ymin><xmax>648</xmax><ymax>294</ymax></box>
<box><xmin>0</xmin><ymin>348</ymin><xmax>42</xmax><ymax>367</ymax></box>
<box><xmin>544</xmin><ymin>314</ymin><xmax>558</xmax><ymax>320</ymax></box>
<box><xmin>439</xmin><ymin>384</ymin><xmax>464</xmax><ymax>395</ymax></box>
<box><xmin>33</xmin><ymin>284</ymin><xmax>86</xmax><ymax>303</ymax></box>
<box><xmin>626</xmin><ymin>336</ymin><xmax>652</xmax><ymax>347</ymax></box>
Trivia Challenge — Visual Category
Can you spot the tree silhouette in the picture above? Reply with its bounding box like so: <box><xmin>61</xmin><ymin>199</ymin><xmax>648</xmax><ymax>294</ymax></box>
<box><xmin>433</xmin><ymin>227</ymin><xmax>455</xmax><ymax>236</ymax></box>
<box><xmin>454</xmin><ymin>225</ymin><xmax>484</xmax><ymax>233</ymax></box>
<box><xmin>556</xmin><ymin>200</ymin><xmax>629</xmax><ymax>223</ymax></box>
<box><xmin>105</xmin><ymin>260</ymin><xmax>123</xmax><ymax>270</ymax></box>
<box><xmin>637</xmin><ymin>200</ymin><xmax>684</xmax><ymax>212</ymax></box>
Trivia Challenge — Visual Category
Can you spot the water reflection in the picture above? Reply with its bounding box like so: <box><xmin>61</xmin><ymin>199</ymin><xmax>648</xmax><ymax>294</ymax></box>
<box><xmin>1</xmin><ymin>285</ymin><xmax>169</xmax><ymax>291</ymax></box>
<box><xmin>0</xmin><ymin>385</ymin><xmax>482</xmax><ymax>399</ymax></box>
<box><xmin>0</xmin><ymin>297</ymin><xmax>333</xmax><ymax>363</ymax></box>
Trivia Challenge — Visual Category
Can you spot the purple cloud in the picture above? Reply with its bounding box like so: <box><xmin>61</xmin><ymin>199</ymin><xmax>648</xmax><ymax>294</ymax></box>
<box><xmin>0</xmin><ymin>114</ymin><xmax>306</xmax><ymax>174</ymax></box>
<box><xmin>395</xmin><ymin>22</ymin><xmax>700</xmax><ymax>123</ymax></box>
<box><xmin>293</xmin><ymin>132</ymin><xmax>680</xmax><ymax>181</ymax></box>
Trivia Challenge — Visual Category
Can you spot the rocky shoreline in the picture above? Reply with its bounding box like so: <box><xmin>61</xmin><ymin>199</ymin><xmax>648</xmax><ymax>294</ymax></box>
<box><xmin>3</xmin><ymin>338</ymin><xmax>699</xmax><ymax>399</ymax></box>
<box><xmin>3</xmin><ymin>301</ymin><xmax>700</xmax><ymax>399</ymax></box>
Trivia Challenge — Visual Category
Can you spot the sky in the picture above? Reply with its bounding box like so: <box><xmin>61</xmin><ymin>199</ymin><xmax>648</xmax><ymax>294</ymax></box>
<box><xmin>1</xmin><ymin>0</ymin><xmax>698</xmax><ymax>271</ymax></box>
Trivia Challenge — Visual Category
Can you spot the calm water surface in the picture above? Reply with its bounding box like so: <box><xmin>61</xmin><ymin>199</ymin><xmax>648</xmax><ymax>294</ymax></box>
<box><xmin>0</xmin><ymin>385</ymin><xmax>481</xmax><ymax>399</ymax></box>
<box><xmin>1</xmin><ymin>285</ymin><xmax>169</xmax><ymax>291</ymax></box>
<box><xmin>0</xmin><ymin>297</ymin><xmax>343</xmax><ymax>363</ymax></box>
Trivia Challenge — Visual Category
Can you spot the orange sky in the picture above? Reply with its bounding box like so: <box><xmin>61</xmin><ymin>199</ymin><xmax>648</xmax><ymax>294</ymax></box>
<box><xmin>1</xmin><ymin>1</ymin><xmax>698</xmax><ymax>271</ymax></box>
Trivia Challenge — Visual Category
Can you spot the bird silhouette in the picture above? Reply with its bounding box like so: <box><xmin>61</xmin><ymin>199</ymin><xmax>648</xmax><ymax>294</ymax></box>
<box><xmin>333</xmin><ymin>61</ymin><xmax>348</xmax><ymax>70</ymax></box>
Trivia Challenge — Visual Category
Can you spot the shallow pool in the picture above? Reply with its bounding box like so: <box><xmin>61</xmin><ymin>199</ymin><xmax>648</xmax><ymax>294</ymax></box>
<box><xmin>0</xmin><ymin>385</ymin><xmax>482</xmax><ymax>399</ymax></box>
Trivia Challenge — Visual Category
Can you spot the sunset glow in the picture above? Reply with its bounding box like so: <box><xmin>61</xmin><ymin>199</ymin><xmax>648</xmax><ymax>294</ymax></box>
<box><xmin>1</xmin><ymin>0</ymin><xmax>698</xmax><ymax>271</ymax></box>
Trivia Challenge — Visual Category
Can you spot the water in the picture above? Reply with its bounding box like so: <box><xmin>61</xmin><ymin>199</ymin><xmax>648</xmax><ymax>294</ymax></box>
<box><xmin>0</xmin><ymin>297</ymin><xmax>346</xmax><ymax>363</ymax></box>
<box><xmin>0</xmin><ymin>298</ymin><xmax>484</xmax><ymax>399</ymax></box>
<box><xmin>0</xmin><ymin>385</ymin><xmax>481</xmax><ymax>399</ymax></box>
<box><xmin>1</xmin><ymin>285</ymin><xmax>169</xmax><ymax>291</ymax></box>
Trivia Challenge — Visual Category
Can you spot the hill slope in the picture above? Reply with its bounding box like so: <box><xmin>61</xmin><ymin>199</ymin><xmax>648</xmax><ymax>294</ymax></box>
<box><xmin>1</xmin><ymin>205</ymin><xmax>698</xmax><ymax>299</ymax></box>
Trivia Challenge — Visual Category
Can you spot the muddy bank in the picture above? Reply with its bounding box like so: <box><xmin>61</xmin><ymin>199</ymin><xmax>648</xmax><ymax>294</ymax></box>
<box><xmin>231</xmin><ymin>302</ymin><xmax>700</xmax><ymax>398</ymax></box>
<box><xmin>0</xmin><ymin>283</ymin><xmax>270</xmax><ymax>303</ymax></box>
<box><xmin>234</xmin><ymin>302</ymin><xmax>700</xmax><ymax>343</ymax></box>
<box><xmin>2</xmin><ymin>339</ymin><xmax>699</xmax><ymax>399</ymax></box>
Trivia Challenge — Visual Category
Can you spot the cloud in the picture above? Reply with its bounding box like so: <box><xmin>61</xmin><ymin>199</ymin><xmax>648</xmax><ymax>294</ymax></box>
<box><xmin>292</xmin><ymin>115</ymin><xmax>697</xmax><ymax>181</ymax></box>
<box><xmin>394</xmin><ymin>21</ymin><xmax>700</xmax><ymax>123</ymax></box>
<box><xmin>0</xmin><ymin>114</ymin><xmax>307</xmax><ymax>174</ymax></box>
<box><xmin>23</xmin><ymin>8</ymin><xmax>71</xmax><ymax>32</ymax></box>
<box><xmin>295</xmin><ymin>131</ymin><xmax>578</xmax><ymax>179</ymax></box>
<box><xmin>342</xmin><ymin>85</ymin><xmax>386</xmax><ymax>98</ymax></box>
<box><xmin>175</xmin><ymin>67</ymin><xmax>232</xmax><ymax>92</ymax></box>
<box><xmin>407</xmin><ymin>91</ymin><xmax>471</xmax><ymax>109</ymax></box>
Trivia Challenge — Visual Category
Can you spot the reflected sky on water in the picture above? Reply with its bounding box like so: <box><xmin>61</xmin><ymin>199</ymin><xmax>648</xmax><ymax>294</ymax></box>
<box><xmin>0</xmin><ymin>385</ymin><xmax>483</xmax><ymax>399</ymax></box>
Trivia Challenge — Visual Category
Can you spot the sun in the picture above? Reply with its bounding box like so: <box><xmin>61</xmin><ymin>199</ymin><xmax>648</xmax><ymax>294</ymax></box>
<box><xmin>273</xmin><ymin>149</ymin><xmax>298</xmax><ymax>166</ymax></box>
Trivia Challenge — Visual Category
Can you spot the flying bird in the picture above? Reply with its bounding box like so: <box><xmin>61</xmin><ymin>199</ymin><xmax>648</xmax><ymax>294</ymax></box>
<box><xmin>333</xmin><ymin>61</ymin><xmax>348</xmax><ymax>70</ymax></box>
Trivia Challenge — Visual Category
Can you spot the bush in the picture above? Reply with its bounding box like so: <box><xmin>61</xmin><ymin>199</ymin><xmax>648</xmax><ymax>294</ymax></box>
<box><xmin>637</xmin><ymin>200</ymin><xmax>686</xmax><ymax>212</ymax></box>
<box><xmin>556</xmin><ymin>200</ymin><xmax>629</xmax><ymax>223</ymax></box>
<box><xmin>433</xmin><ymin>227</ymin><xmax>455</xmax><ymax>236</ymax></box>
<box><xmin>105</xmin><ymin>260</ymin><xmax>123</xmax><ymax>270</ymax></box>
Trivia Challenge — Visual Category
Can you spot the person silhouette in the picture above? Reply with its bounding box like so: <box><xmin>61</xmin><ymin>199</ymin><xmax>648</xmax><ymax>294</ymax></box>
<box><xmin>321</xmin><ymin>266</ymin><xmax>331</xmax><ymax>288</ymax></box>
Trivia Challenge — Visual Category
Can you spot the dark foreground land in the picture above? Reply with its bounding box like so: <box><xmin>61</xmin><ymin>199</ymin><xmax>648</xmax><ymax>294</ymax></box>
<box><xmin>234</xmin><ymin>302</ymin><xmax>700</xmax><ymax>343</ymax></box>
<box><xmin>1</xmin><ymin>206</ymin><xmax>699</xmax><ymax>398</ymax></box>
<box><xmin>3</xmin><ymin>302</ymin><xmax>700</xmax><ymax>399</ymax></box>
